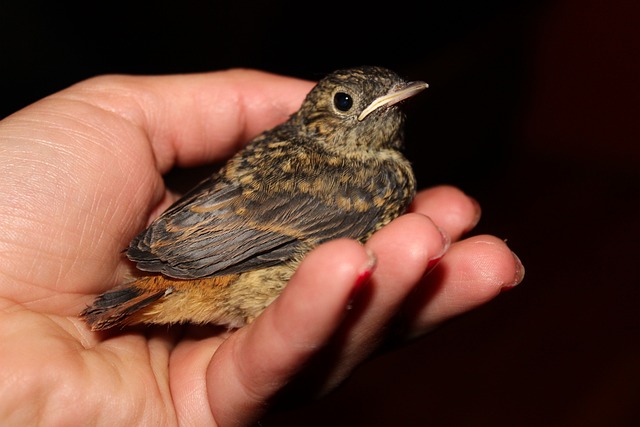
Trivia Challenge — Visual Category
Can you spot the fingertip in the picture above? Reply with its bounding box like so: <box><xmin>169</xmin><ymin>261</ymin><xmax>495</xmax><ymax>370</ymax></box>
<box><xmin>402</xmin><ymin>235</ymin><xmax>525</xmax><ymax>337</ymax></box>
<box><xmin>366</xmin><ymin>213</ymin><xmax>447</xmax><ymax>286</ymax></box>
<box><xmin>410</xmin><ymin>185</ymin><xmax>482</xmax><ymax>239</ymax></box>
<box><xmin>465</xmin><ymin>235</ymin><xmax>525</xmax><ymax>294</ymax></box>
<box><xmin>501</xmin><ymin>249</ymin><xmax>526</xmax><ymax>291</ymax></box>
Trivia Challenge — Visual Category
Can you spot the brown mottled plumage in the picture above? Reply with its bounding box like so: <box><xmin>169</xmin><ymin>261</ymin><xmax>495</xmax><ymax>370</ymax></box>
<box><xmin>81</xmin><ymin>66</ymin><xmax>427</xmax><ymax>331</ymax></box>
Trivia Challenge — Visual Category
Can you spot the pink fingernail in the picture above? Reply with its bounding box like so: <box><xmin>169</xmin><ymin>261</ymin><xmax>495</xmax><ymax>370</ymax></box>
<box><xmin>427</xmin><ymin>226</ymin><xmax>451</xmax><ymax>271</ymax></box>
<box><xmin>501</xmin><ymin>251</ymin><xmax>525</xmax><ymax>292</ymax></box>
<box><xmin>466</xmin><ymin>196</ymin><xmax>482</xmax><ymax>233</ymax></box>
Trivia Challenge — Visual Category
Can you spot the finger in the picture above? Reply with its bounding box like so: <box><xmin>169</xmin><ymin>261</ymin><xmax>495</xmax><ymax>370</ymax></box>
<box><xmin>354</xmin><ymin>213</ymin><xmax>447</xmax><ymax>332</ymax></box>
<box><xmin>409</xmin><ymin>185</ymin><xmax>481</xmax><ymax>241</ymax></box>
<box><xmin>62</xmin><ymin>70</ymin><xmax>314</xmax><ymax>172</ymax></box>
<box><xmin>296</xmin><ymin>213</ymin><xmax>448</xmax><ymax>395</ymax></box>
<box><xmin>401</xmin><ymin>235</ymin><xmax>525</xmax><ymax>338</ymax></box>
<box><xmin>363</xmin><ymin>213</ymin><xmax>449</xmax><ymax>328</ymax></box>
<box><xmin>204</xmin><ymin>239</ymin><xmax>373</xmax><ymax>427</ymax></box>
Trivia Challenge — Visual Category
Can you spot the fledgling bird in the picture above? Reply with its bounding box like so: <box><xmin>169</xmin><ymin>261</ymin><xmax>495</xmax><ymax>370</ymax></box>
<box><xmin>81</xmin><ymin>66</ymin><xmax>428</xmax><ymax>331</ymax></box>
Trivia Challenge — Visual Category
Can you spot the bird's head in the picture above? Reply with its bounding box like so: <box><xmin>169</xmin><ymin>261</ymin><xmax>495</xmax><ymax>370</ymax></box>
<box><xmin>294</xmin><ymin>66</ymin><xmax>427</xmax><ymax>153</ymax></box>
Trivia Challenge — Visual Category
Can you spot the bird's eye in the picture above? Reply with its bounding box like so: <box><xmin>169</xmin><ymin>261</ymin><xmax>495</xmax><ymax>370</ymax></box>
<box><xmin>333</xmin><ymin>92</ymin><xmax>353</xmax><ymax>112</ymax></box>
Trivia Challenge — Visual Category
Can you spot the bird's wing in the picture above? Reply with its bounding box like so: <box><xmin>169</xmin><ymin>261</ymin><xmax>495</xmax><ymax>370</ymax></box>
<box><xmin>126</xmin><ymin>169</ymin><xmax>384</xmax><ymax>279</ymax></box>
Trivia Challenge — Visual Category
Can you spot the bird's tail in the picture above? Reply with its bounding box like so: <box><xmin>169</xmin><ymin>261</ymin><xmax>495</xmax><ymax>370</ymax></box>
<box><xmin>81</xmin><ymin>278</ymin><xmax>171</xmax><ymax>331</ymax></box>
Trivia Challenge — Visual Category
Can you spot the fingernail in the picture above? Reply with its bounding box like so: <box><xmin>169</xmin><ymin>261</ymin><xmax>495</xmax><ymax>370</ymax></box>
<box><xmin>348</xmin><ymin>249</ymin><xmax>377</xmax><ymax>306</ymax></box>
<box><xmin>465</xmin><ymin>196</ymin><xmax>482</xmax><ymax>233</ymax></box>
<box><xmin>426</xmin><ymin>226</ymin><xmax>451</xmax><ymax>270</ymax></box>
<box><xmin>501</xmin><ymin>251</ymin><xmax>525</xmax><ymax>292</ymax></box>
<box><xmin>355</xmin><ymin>249</ymin><xmax>377</xmax><ymax>289</ymax></box>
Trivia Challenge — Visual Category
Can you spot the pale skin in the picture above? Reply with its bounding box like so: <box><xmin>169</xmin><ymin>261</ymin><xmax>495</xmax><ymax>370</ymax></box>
<box><xmin>0</xmin><ymin>69</ymin><xmax>524</xmax><ymax>426</ymax></box>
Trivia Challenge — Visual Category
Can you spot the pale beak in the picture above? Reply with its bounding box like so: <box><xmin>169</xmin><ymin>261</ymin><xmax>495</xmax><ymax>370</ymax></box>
<box><xmin>358</xmin><ymin>81</ymin><xmax>428</xmax><ymax>121</ymax></box>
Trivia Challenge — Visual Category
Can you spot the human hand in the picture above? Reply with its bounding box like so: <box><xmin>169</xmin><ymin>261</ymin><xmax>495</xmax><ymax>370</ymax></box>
<box><xmin>0</xmin><ymin>70</ymin><xmax>523</xmax><ymax>426</ymax></box>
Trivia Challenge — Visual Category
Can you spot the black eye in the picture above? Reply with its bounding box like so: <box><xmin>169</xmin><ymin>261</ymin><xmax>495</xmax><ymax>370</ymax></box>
<box><xmin>334</xmin><ymin>92</ymin><xmax>353</xmax><ymax>112</ymax></box>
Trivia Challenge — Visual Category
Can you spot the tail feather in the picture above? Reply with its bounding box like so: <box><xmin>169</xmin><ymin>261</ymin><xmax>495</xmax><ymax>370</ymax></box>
<box><xmin>81</xmin><ymin>284</ymin><xmax>171</xmax><ymax>331</ymax></box>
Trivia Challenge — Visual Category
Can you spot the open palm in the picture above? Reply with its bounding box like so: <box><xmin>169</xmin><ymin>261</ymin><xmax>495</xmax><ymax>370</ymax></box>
<box><xmin>0</xmin><ymin>70</ymin><xmax>523</xmax><ymax>426</ymax></box>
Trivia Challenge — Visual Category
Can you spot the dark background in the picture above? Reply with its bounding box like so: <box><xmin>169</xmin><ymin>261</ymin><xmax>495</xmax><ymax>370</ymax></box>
<box><xmin>2</xmin><ymin>0</ymin><xmax>639</xmax><ymax>425</ymax></box>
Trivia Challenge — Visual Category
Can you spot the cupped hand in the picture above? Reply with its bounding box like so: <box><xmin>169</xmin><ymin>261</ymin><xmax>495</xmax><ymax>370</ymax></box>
<box><xmin>0</xmin><ymin>70</ymin><xmax>523</xmax><ymax>426</ymax></box>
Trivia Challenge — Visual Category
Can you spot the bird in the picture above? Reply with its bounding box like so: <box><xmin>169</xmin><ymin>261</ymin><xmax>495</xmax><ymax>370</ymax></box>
<box><xmin>81</xmin><ymin>66</ymin><xmax>428</xmax><ymax>331</ymax></box>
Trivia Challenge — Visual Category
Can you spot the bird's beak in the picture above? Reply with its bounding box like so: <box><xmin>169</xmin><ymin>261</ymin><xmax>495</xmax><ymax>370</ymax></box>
<box><xmin>358</xmin><ymin>81</ymin><xmax>428</xmax><ymax>121</ymax></box>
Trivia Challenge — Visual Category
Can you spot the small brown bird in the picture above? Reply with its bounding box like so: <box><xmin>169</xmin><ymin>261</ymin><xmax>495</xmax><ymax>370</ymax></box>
<box><xmin>81</xmin><ymin>66</ymin><xmax>428</xmax><ymax>331</ymax></box>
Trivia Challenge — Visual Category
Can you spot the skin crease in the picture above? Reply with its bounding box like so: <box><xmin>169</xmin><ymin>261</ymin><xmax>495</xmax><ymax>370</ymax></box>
<box><xmin>0</xmin><ymin>69</ymin><xmax>524</xmax><ymax>426</ymax></box>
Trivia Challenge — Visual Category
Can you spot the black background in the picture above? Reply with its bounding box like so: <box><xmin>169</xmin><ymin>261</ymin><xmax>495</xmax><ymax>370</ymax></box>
<box><xmin>2</xmin><ymin>0</ymin><xmax>639</xmax><ymax>425</ymax></box>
